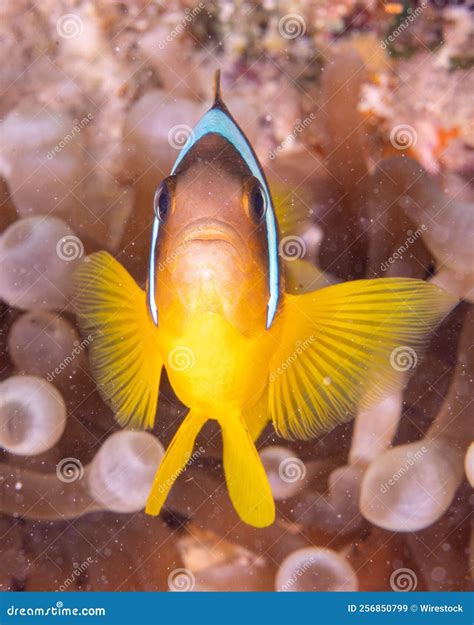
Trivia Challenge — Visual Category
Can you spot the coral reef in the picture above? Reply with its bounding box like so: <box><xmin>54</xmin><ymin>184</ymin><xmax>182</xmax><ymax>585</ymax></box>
<box><xmin>0</xmin><ymin>0</ymin><xmax>472</xmax><ymax>592</ymax></box>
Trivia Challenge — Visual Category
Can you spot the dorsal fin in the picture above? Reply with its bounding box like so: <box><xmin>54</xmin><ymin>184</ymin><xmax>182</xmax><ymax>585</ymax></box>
<box><xmin>213</xmin><ymin>69</ymin><xmax>223</xmax><ymax>107</ymax></box>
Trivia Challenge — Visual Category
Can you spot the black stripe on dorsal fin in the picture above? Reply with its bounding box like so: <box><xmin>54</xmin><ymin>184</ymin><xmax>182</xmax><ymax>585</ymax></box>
<box><xmin>211</xmin><ymin>70</ymin><xmax>233</xmax><ymax>118</ymax></box>
<box><xmin>213</xmin><ymin>69</ymin><xmax>222</xmax><ymax>106</ymax></box>
<box><xmin>213</xmin><ymin>68</ymin><xmax>234</xmax><ymax>114</ymax></box>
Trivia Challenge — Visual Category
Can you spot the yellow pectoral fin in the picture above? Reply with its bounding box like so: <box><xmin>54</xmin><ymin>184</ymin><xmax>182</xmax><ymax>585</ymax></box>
<box><xmin>272</xmin><ymin>183</ymin><xmax>312</xmax><ymax>238</ymax></box>
<box><xmin>146</xmin><ymin>410</ymin><xmax>207</xmax><ymax>516</ymax></box>
<box><xmin>269</xmin><ymin>278</ymin><xmax>457</xmax><ymax>440</ymax></box>
<box><xmin>284</xmin><ymin>258</ymin><xmax>335</xmax><ymax>295</ymax></box>
<box><xmin>74</xmin><ymin>251</ymin><xmax>162</xmax><ymax>430</ymax></box>
<box><xmin>220</xmin><ymin>413</ymin><xmax>275</xmax><ymax>528</ymax></box>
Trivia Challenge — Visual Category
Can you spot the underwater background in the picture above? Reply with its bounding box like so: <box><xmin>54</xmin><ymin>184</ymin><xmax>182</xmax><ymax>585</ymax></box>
<box><xmin>0</xmin><ymin>0</ymin><xmax>473</xmax><ymax>593</ymax></box>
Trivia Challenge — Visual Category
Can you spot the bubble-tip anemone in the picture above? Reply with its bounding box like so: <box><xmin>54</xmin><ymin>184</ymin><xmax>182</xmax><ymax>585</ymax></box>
<box><xmin>0</xmin><ymin>375</ymin><xmax>66</xmax><ymax>455</ymax></box>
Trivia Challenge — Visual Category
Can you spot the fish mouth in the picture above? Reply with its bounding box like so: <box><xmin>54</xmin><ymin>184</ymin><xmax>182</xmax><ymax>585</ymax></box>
<box><xmin>175</xmin><ymin>219</ymin><xmax>243</xmax><ymax>249</ymax></box>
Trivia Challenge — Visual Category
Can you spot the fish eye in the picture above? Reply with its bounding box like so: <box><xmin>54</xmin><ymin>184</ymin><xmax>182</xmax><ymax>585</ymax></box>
<box><xmin>154</xmin><ymin>181</ymin><xmax>170</xmax><ymax>223</ymax></box>
<box><xmin>248</xmin><ymin>180</ymin><xmax>267</xmax><ymax>224</ymax></box>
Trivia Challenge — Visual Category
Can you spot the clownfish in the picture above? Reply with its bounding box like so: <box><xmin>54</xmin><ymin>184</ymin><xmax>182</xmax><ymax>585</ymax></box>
<box><xmin>74</xmin><ymin>72</ymin><xmax>455</xmax><ymax>527</ymax></box>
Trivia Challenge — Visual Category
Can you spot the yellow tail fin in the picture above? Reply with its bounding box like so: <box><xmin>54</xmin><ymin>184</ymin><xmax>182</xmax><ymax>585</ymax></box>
<box><xmin>221</xmin><ymin>412</ymin><xmax>275</xmax><ymax>527</ymax></box>
<box><xmin>74</xmin><ymin>251</ymin><xmax>162</xmax><ymax>429</ymax></box>
<box><xmin>269</xmin><ymin>278</ymin><xmax>457</xmax><ymax>440</ymax></box>
<box><xmin>146</xmin><ymin>410</ymin><xmax>275</xmax><ymax>527</ymax></box>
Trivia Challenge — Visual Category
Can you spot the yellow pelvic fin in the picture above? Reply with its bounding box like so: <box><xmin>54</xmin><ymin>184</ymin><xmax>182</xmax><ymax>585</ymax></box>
<box><xmin>220</xmin><ymin>412</ymin><xmax>275</xmax><ymax>528</ymax></box>
<box><xmin>146</xmin><ymin>409</ymin><xmax>275</xmax><ymax>527</ymax></box>
<box><xmin>74</xmin><ymin>251</ymin><xmax>162</xmax><ymax>430</ymax></box>
<box><xmin>269</xmin><ymin>278</ymin><xmax>457</xmax><ymax>440</ymax></box>
<box><xmin>146</xmin><ymin>410</ymin><xmax>207</xmax><ymax>516</ymax></box>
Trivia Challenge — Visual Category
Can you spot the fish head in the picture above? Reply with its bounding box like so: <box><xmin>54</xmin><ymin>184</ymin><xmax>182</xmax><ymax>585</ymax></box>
<box><xmin>152</xmin><ymin>135</ymin><xmax>272</xmax><ymax>335</ymax></box>
<box><xmin>147</xmin><ymin>74</ymin><xmax>282</xmax><ymax>335</ymax></box>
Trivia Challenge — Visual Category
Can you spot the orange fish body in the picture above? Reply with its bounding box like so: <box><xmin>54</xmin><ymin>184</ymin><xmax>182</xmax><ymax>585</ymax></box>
<box><xmin>75</xmin><ymin>73</ymin><xmax>456</xmax><ymax>527</ymax></box>
<box><xmin>153</xmin><ymin>135</ymin><xmax>281</xmax><ymax>415</ymax></box>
